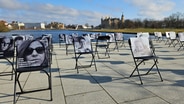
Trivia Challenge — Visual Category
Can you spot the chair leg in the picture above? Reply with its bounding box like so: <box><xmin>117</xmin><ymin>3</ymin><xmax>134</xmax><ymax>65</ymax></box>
<box><xmin>75</xmin><ymin>58</ymin><xmax>79</xmax><ymax>73</ymax></box>
<box><xmin>154</xmin><ymin>62</ymin><xmax>163</xmax><ymax>82</ymax></box>
<box><xmin>130</xmin><ymin>60</ymin><xmax>144</xmax><ymax>84</ymax></box>
<box><xmin>48</xmin><ymin>67</ymin><xmax>53</xmax><ymax>101</ymax></box>
<box><xmin>178</xmin><ymin>42</ymin><xmax>184</xmax><ymax>51</ymax></box>
<box><xmin>136</xmin><ymin>67</ymin><xmax>143</xmax><ymax>84</ymax></box>
<box><xmin>66</xmin><ymin>45</ymin><xmax>68</xmax><ymax>55</ymax></box>
<box><xmin>13</xmin><ymin>72</ymin><xmax>17</xmax><ymax>104</ymax></box>
<box><xmin>92</xmin><ymin>54</ymin><xmax>97</xmax><ymax>71</ymax></box>
<box><xmin>143</xmin><ymin>59</ymin><xmax>163</xmax><ymax>82</ymax></box>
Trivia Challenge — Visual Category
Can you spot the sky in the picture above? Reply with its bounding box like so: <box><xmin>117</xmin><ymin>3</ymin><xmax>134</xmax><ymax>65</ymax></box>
<box><xmin>0</xmin><ymin>0</ymin><xmax>183</xmax><ymax>26</ymax></box>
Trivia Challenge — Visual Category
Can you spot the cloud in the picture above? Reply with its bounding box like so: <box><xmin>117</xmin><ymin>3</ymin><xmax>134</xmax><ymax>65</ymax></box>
<box><xmin>0</xmin><ymin>0</ymin><xmax>28</xmax><ymax>10</ymax></box>
<box><xmin>126</xmin><ymin>0</ymin><xmax>175</xmax><ymax>19</ymax></box>
<box><xmin>0</xmin><ymin>0</ymin><xmax>104</xmax><ymax>26</ymax></box>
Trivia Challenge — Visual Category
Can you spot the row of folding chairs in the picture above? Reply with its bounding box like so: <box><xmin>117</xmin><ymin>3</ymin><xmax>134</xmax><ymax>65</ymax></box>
<box><xmin>131</xmin><ymin>31</ymin><xmax>184</xmax><ymax>84</ymax></box>
<box><xmin>58</xmin><ymin>33</ymin><xmax>126</xmax><ymax>73</ymax></box>
<box><xmin>154</xmin><ymin>31</ymin><xmax>184</xmax><ymax>51</ymax></box>
<box><xmin>58</xmin><ymin>32</ymin><xmax>125</xmax><ymax>55</ymax></box>
<box><xmin>59</xmin><ymin>32</ymin><xmax>163</xmax><ymax>85</ymax></box>
<box><xmin>0</xmin><ymin>34</ymin><xmax>53</xmax><ymax>104</ymax></box>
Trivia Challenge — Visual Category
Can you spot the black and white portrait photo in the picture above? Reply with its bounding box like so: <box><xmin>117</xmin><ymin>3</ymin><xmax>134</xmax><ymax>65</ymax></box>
<box><xmin>17</xmin><ymin>39</ymin><xmax>48</xmax><ymax>68</ymax></box>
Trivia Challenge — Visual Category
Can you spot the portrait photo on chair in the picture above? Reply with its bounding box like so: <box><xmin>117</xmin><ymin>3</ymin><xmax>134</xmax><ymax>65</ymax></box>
<box><xmin>65</xmin><ymin>35</ymin><xmax>73</xmax><ymax>44</ymax></box>
<box><xmin>0</xmin><ymin>36</ymin><xmax>14</xmax><ymax>57</ymax></box>
<box><xmin>131</xmin><ymin>37</ymin><xmax>152</xmax><ymax>57</ymax></box>
<box><xmin>14</xmin><ymin>35</ymin><xmax>25</xmax><ymax>47</ymax></box>
<box><xmin>73</xmin><ymin>36</ymin><xmax>92</xmax><ymax>53</ymax></box>
<box><xmin>17</xmin><ymin>39</ymin><xmax>48</xmax><ymax>68</ymax></box>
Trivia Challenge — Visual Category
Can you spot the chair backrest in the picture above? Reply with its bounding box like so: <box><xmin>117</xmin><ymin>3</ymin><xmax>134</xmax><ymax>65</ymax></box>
<box><xmin>154</xmin><ymin>32</ymin><xmax>162</xmax><ymax>38</ymax></box>
<box><xmin>73</xmin><ymin>35</ymin><xmax>92</xmax><ymax>53</ymax></box>
<box><xmin>137</xmin><ymin>32</ymin><xmax>149</xmax><ymax>38</ymax></box>
<box><xmin>165</xmin><ymin>32</ymin><xmax>171</xmax><ymax>38</ymax></box>
<box><xmin>169</xmin><ymin>31</ymin><xmax>176</xmax><ymax>39</ymax></box>
<box><xmin>178</xmin><ymin>32</ymin><xmax>184</xmax><ymax>41</ymax></box>
<box><xmin>90</xmin><ymin>33</ymin><xmax>101</xmax><ymax>40</ymax></box>
<box><xmin>97</xmin><ymin>35</ymin><xmax>110</xmax><ymax>41</ymax></box>
<box><xmin>96</xmin><ymin>35</ymin><xmax>110</xmax><ymax>45</ymax></box>
<box><xmin>115</xmin><ymin>32</ymin><xmax>123</xmax><ymax>41</ymax></box>
<box><xmin>25</xmin><ymin>35</ymin><xmax>34</xmax><ymax>40</ymax></box>
<box><xmin>13</xmin><ymin>35</ymin><xmax>26</xmax><ymax>47</ymax></box>
<box><xmin>42</xmin><ymin>34</ymin><xmax>52</xmax><ymax>47</ymax></box>
<box><xmin>65</xmin><ymin>34</ymin><xmax>73</xmax><ymax>44</ymax></box>
<box><xmin>16</xmin><ymin>39</ymin><xmax>49</xmax><ymax>69</ymax></box>
<box><xmin>0</xmin><ymin>36</ymin><xmax>14</xmax><ymax>58</ymax></box>
<box><xmin>59</xmin><ymin>34</ymin><xmax>65</xmax><ymax>41</ymax></box>
<box><xmin>129</xmin><ymin>37</ymin><xmax>152</xmax><ymax>58</ymax></box>
<box><xmin>106</xmin><ymin>33</ymin><xmax>115</xmax><ymax>42</ymax></box>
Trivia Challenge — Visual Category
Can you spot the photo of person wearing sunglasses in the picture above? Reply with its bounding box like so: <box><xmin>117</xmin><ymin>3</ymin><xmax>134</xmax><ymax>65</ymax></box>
<box><xmin>0</xmin><ymin>36</ymin><xmax>14</xmax><ymax>57</ymax></box>
<box><xmin>17</xmin><ymin>39</ymin><xmax>48</xmax><ymax>68</ymax></box>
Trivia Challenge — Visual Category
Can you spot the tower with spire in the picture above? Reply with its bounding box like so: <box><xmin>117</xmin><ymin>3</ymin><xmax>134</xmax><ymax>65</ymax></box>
<box><xmin>101</xmin><ymin>12</ymin><xmax>124</xmax><ymax>29</ymax></box>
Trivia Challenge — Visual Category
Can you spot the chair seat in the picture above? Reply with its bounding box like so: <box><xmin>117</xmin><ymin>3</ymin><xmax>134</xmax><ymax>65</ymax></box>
<box><xmin>75</xmin><ymin>51</ymin><xmax>95</xmax><ymax>54</ymax></box>
<box><xmin>16</xmin><ymin>66</ymin><xmax>48</xmax><ymax>72</ymax></box>
<box><xmin>96</xmin><ymin>44</ymin><xmax>108</xmax><ymax>47</ymax></box>
<box><xmin>134</xmin><ymin>56</ymin><xmax>158</xmax><ymax>60</ymax></box>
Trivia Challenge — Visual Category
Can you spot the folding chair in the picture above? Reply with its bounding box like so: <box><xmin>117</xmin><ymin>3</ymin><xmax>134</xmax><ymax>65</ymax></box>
<box><xmin>95</xmin><ymin>35</ymin><xmax>110</xmax><ymax>59</ymax></box>
<box><xmin>154</xmin><ymin>32</ymin><xmax>163</xmax><ymax>42</ymax></box>
<box><xmin>114</xmin><ymin>32</ymin><xmax>126</xmax><ymax>49</ymax></box>
<box><xmin>128</xmin><ymin>37</ymin><xmax>163</xmax><ymax>84</ymax></box>
<box><xmin>73</xmin><ymin>35</ymin><xmax>97</xmax><ymax>73</ymax></box>
<box><xmin>168</xmin><ymin>31</ymin><xmax>178</xmax><ymax>47</ymax></box>
<box><xmin>177</xmin><ymin>32</ymin><xmax>184</xmax><ymax>51</ymax></box>
<box><xmin>42</xmin><ymin>34</ymin><xmax>53</xmax><ymax>64</ymax></box>
<box><xmin>58</xmin><ymin>34</ymin><xmax>65</xmax><ymax>47</ymax></box>
<box><xmin>106</xmin><ymin>33</ymin><xmax>118</xmax><ymax>51</ymax></box>
<box><xmin>64</xmin><ymin>34</ymin><xmax>75</xmax><ymax>55</ymax></box>
<box><xmin>90</xmin><ymin>33</ymin><xmax>101</xmax><ymax>45</ymax></box>
<box><xmin>0</xmin><ymin>36</ymin><xmax>15</xmax><ymax>80</ymax></box>
<box><xmin>165</xmin><ymin>32</ymin><xmax>171</xmax><ymax>45</ymax></box>
<box><xmin>13</xmin><ymin>38</ymin><xmax>52</xmax><ymax>104</ymax></box>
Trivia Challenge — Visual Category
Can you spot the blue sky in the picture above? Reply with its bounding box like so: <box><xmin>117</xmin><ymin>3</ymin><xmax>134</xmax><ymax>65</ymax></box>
<box><xmin>0</xmin><ymin>0</ymin><xmax>183</xmax><ymax>26</ymax></box>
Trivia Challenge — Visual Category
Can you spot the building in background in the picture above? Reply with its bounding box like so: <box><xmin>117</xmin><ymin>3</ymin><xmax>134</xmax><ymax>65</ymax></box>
<box><xmin>11</xmin><ymin>21</ymin><xmax>25</xmax><ymax>30</ymax></box>
<box><xmin>101</xmin><ymin>13</ymin><xmax>124</xmax><ymax>29</ymax></box>
<box><xmin>24</xmin><ymin>23</ymin><xmax>45</xmax><ymax>29</ymax></box>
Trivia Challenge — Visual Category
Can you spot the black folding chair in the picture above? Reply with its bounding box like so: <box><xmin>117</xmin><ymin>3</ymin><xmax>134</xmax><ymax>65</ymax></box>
<box><xmin>114</xmin><ymin>32</ymin><xmax>126</xmax><ymax>49</ymax></box>
<box><xmin>13</xmin><ymin>38</ymin><xmax>52</xmax><ymax>104</ymax></box>
<box><xmin>128</xmin><ymin>37</ymin><xmax>163</xmax><ymax>84</ymax></box>
<box><xmin>154</xmin><ymin>32</ymin><xmax>163</xmax><ymax>42</ymax></box>
<box><xmin>0</xmin><ymin>36</ymin><xmax>15</xmax><ymax>80</ymax></box>
<box><xmin>106</xmin><ymin>33</ymin><xmax>118</xmax><ymax>51</ymax></box>
<box><xmin>42</xmin><ymin>34</ymin><xmax>53</xmax><ymax>64</ymax></box>
<box><xmin>64</xmin><ymin>34</ymin><xmax>75</xmax><ymax>55</ymax></box>
<box><xmin>95</xmin><ymin>35</ymin><xmax>110</xmax><ymax>59</ymax></box>
<box><xmin>58</xmin><ymin>34</ymin><xmax>65</xmax><ymax>47</ymax></box>
<box><xmin>168</xmin><ymin>31</ymin><xmax>178</xmax><ymax>47</ymax></box>
<box><xmin>73</xmin><ymin>35</ymin><xmax>97</xmax><ymax>73</ymax></box>
<box><xmin>165</xmin><ymin>32</ymin><xmax>171</xmax><ymax>45</ymax></box>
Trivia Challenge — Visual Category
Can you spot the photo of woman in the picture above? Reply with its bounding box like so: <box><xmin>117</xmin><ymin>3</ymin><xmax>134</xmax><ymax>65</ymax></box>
<box><xmin>17</xmin><ymin>39</ymin><xmax>48</xmax><ymax>68</ymax></box>
<box><xmin>0</xmin><ymin>36</ymin><xmax>14</xmax><ymax>57</ymax></box>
